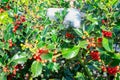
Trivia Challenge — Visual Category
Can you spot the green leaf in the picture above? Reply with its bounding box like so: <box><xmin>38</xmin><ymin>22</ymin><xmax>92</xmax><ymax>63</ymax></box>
<box><xmin>75</xmin><ymin>72</ymin><xmax>85</xmax><ymax>80</ymax></box>
<box><xmin>0</xmin><ymin>42</ymin><xmax>4</xmax><ymax>48</ymax></box>
<box><xmin>86</xmin><ymin>14</ymin><xmax>98</xmax><ymax>25</ymax></box>
<box><xmin>47</xmin><ymin>62</ymin><xmax>60</xmax><ymax>72</ymax></box>
<box><xmin>0</xmin><ymin>12</ymin><xmax>13</xmax><ymax>25</ymax></box>
<box><xmin>112</xmin><ymin>54</ymin><xmax>120</xmax><ymax>60</ymax></box>
<box><xmin>31</xmin><ymin>61</ymin><xmax>42</xmax><ymax>78</ymax></box>
<box><xmin>41</xmin><ymin>25</ymin><xmax>49</xmax><ymax>36</ymax></box>
<box><xmin>51</xmin><ymin>30</ymin><xmax>57</xmax><ymax>42</ymax></box>
<box><xmin>115</xmin><ymin>73</ymin><xmax>120</xmax><ymax>80</ymax></box>
<box><xmin>0</xmin><ymin>72</ymin><xmax>7</xmax><ymax>80</ymax></box>
<box><xmin>73</xmin><ymin>28</ymin><xmax>83</xmax><ymax>37</ymax></box>
<box><xmin>41</xmin><ymin>53</ymin><xmax>53</xmax><ymax>60</ymax></box>
<box><xmin>62</xmin><ymin>45</ymin><xmax>79</xmax><ymax>59</ymax></box>
<box><xmin>12</xmin><ymin>52</ymin><xmax>28</xmax><ymax>64</ymax></box>
<box><xmin>109</xmin><ymin>38</ymin><xmax>114</xmax><ymax>51</ymax></box>
<box><xmin>86</xmin><ymin>24</ymin><xmax>95</xmax><ymax>33</ymax></box>
<box><xmin>79</xmin><ymin>40</ymin><xmax>88</xmax><ymax>49</ymax></box>
<box><xmin>102</xmin><ymin>37</ymin><xmax>112</xmax><ymax>52</ymax></box>
<box><xmin>1</xmin><ymin>0</ymin><xmax>8</xmax><ymax>3</ymax></box>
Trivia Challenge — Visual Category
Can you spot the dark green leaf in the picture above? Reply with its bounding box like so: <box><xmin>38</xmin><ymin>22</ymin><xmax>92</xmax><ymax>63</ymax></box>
<box><xmin>73</xmin><ymin>28</ymin><xmax>83</xmax><ymax>37</ymax></box>
<box><xmin>86</xmin><ymin>24</ymin><xmax>95</xmax><ymax>33</ymax></box>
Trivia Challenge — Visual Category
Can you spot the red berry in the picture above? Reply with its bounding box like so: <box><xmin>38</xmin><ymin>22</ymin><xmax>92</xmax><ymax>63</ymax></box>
<box><xmin>33</xmin><ymin>48</ymin><xmax>48</xmax><ymax>62</ymax></box>
<box><xmin>102</xmin><ymin>30</ymin><xmax>112</xmax><ymax>37</ymax></box>
<box><xmin>101</xmin><ymin>66</ymin><xmax>107</xmax><ymax>72</ymax></box>
<box><xmin>97</xmin><ymin>38</ymin><xmax>102</xmax><ymax>43</ymax></box>
<box><xmin>14</xmin><ymin>14</ymin><xmax>18</xmax><ymax>19</ymax></box>
<box><xmin>107</xmin><ymin>66</ymin><xmax>118</xmax><ymax>75</ymax></box>
<box><xmin>87</xmin><ymin>44</ymin><xmax>91</xmax><ymax>49</ymax></box>
<box><xmin>14</xmin><ymin>64</ymin><xmax>23</xmax><ymax>70</ymax></box>
<box><xmin>33</xmin><ymin>53</ymin><xmax>42</xmax><ymax>62</ymax></box>
<box><xmin>13</xmin><ymin>69</ymin><xmax>17</xmax><ymax>75</ymax></box>
<box><xmin>38</xmin><ymin>49</ymin><xmax>48</xmax><ymax>54</ymax></box>
<box><xmin>15</xmin><ymin>20</ymin><xmax>21</xmax><ymax>25</ymax></box>
<box><xmin>20</xmin><ymin>15</ymin><xmax>26</xmax><ymax>22</ymax></box>
<box><xmin>40</xmin><ymin>26</ymin><xmax>44</xmax><ymax>30</ymax></box>
<box><xmin>90</xmin><ymin>51</ymin><xmax>100</xmax><ymax>61</ymax></box>
<box><xmin>6</xmin><ymin>5</ymin><xmax>11</xmax><ymax>10</ymax></box>
<box><xmin>65</xmin><ymin>32</ymin><xmax>74</xmax><ymax>39</ymax></box>
<box><xmin>102</xmin><ymin>20</ymin><xmax>106</xmax><ymax>24</ymax></box>
<box><xmin>14</xmin><ymin>25</ymin><xmax>19</xmax><ymax>30</ymax></box>
<box><xmin>13</xmin><ymin>28</ymin><xmax>16</xmax><ymax>33</ymax></box>
<box><xmin>8</xmin><ymin>39</ymin><xmax>13</xmax><ymax>47</ymax></box>
<box><xmin>52</xmin><ymin>58</ymin><xmax>56</xmax><ymax>62</ymax></box>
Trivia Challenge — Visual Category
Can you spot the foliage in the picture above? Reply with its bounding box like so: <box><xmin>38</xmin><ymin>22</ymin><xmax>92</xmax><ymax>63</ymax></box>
<box><xmin>0</xmin><ymin>0</ymin><xmax>120</xmax><ymax>80</ymax></box>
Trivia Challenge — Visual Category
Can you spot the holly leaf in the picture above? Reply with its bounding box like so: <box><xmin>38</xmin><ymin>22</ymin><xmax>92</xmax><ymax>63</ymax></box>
<box><xmin>0</xmin><ymin>72</ymin><xmax>7</xmax><ymax>80</ymax></box>
<box><xmin>112</xmin><ymin>54</ymin><xmax>120</xmax><ymax>60</ymax></box>
<box><xmin>73</xmin><ymin>28</ymin><xmax>83</xmax><ymax>37</ymax></box>
<box><xmin>102</xmin><ymin>37</ymin><xmax>112</xmax><ymax>52</ymax></box>
<box><xmin>41</xmin><ymin>53</ymin><xmax>53</xmax><ymax>60</ymax></box>
<box><xmin>75</xmin><ymin>72</ymin><xmax>85</xmax><ymax>80</ymax></box>
<box><xmin>62</xmin><ymin>45</ymin><xmax>79</xmax><ymax>59</ymax></box>
<box><xmin>31</xmin><ymin>61</ymin><xmax>42</xmax><ymax>78</ymax></box>
<box><xmin>12</xmin><ymin>52</ymin><xmax>28</xmax><ymax>64</ymax></box>
<box><xmin>78</xmin><ymin>40</ymin><xmax>88</xmax><ymax>49</ymax></box>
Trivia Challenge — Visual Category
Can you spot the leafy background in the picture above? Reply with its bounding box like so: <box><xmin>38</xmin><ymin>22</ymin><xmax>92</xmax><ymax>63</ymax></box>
<box><xmin>0</xmin><ymin>0</ymin><xmax>120</xmax><ymax>80</ymax></box>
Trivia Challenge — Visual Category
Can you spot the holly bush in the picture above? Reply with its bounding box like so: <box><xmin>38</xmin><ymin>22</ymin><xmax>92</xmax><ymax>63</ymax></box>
<box><xmin>0</xmin><ymin>0</ymin><xmax>120</xmax><ymax>80</ymax></box>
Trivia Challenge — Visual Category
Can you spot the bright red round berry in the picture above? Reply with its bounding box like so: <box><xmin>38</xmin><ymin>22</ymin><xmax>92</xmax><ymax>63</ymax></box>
<box><xmin>90</xmin><ymin>51</ymin><xmax>100</xmax><ymax>61</ymax></box>
<box><xmin>107</xmin><ymin>66</ymin><xmax>118</xmax><ymax>75</ymax></box>
<box><xmin>65</xmin><ymin>32</ymin><xmax>74</xmax><ymax>39</ymax></box>
<box><xmin>102</xmin><ymin>30</ymin><xmax>112</xmax><ymax>38</ymax></box>
<box><xmin>97</xmin><ymin>38</ymin><xmax>102</xmax><ymax>43</ymax></box>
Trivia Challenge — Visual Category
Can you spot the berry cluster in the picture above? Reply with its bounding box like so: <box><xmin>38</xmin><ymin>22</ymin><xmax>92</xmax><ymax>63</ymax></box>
<box><xmin>13</xmin><ymin>64</ymin><xmax>23</xmax><ymax>75</ymax></box>
<box><xmin>90</xmin><ymin>51</ymin><xmax>100</xmax><ymax>61</ymax></box>
<box><xmin>13</xmin><ymin>15</ymin><xmax>26</xmax><ymax>33</ymax></box>
<box><xmin>7</xmin><ymin>64</ymin><xmax>23</xmax><ymax>80</ymax></box>
<box><xmin>101</xmin><ymin>66</ymin><xmax>107</xmax><ymax>72</ymax></box>
<box><xmin>8</xmin><ymin>39</ymin><xmax>14</xmax><ymax>48</ymax></box>
<box><xmin>102</xmin><ymin>30</ymin><xmax>112</xmax><ymax>38</ymax></box>
<box><xmin>3</xmin><ymin>66</ymin><xmax>10</xmax><ymax>73</ymax></box>
<box><xmin>65</xmin><ymin>32</ymin><xmax>75</xmax><ymax>39</ymax></box>
<box><xmin>33</xmin><ymin>48</ymin><xmax>48</xmax><ymax>62</ymax></box>
<box><xmin>6</xmin><ymin>5</ymin><xmax>11</xmax><ymax>10</ymax></box>
<box><xmin>87</xmin><ymin>38</ymin><xmax>96</xmax><ymax>49</ymax></box>
<box><xmin>97</xmin><ymin>37</ymin><xmax>102</xmax><ymax>47</ymax></box>
<box><xmin>101</xmin><ymin>66</ymin><xmax>120</xmax><ymax>75</ymax></box>
<box><xmin>107</xmin><ymin>66</ymin><xmax>119</xmax><ymax>75</ymax></box>
<box><xmin>97</xmin><ymin>37</ymin><xmax>102</xmax><ymax>43</ymax></box>
<box><xmin>0</xmin><ymin>5</ymin><xmax>11</xmax><ymax>13</ymax></box>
